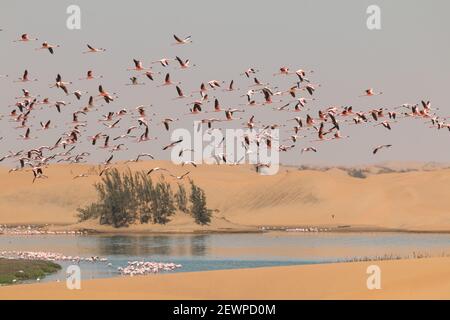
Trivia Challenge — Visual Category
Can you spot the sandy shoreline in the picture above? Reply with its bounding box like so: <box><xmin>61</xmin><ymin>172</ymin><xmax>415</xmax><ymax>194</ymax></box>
<box><xmin>5</xmin><ymin>222</ymin><xmax>450</xmax><ymax>238</ymax></box>
<box><xmin>1</xmin><ymin>257</ymin><xmax>449</xmax><ymax>299</ymax></box>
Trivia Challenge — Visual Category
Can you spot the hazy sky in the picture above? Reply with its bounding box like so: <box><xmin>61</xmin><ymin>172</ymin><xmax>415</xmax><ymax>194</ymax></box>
<box><xmin>1</xmin><ymin>0</ymin><xmax>449</xmax><ymax>166</ymax></box>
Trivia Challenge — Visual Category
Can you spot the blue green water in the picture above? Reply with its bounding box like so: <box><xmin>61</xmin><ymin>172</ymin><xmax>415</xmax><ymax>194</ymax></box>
<box><xmin>2</xmin><ymin>232</ymin><xmax>450</xmax><ymax>283</ymax></box>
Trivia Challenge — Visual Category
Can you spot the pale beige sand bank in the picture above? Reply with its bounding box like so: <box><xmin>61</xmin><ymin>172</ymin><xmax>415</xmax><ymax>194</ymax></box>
<box><xmin>1</xmin><ymin>257</ymin><xmax>449</xmax><ymax>299</ymax></box>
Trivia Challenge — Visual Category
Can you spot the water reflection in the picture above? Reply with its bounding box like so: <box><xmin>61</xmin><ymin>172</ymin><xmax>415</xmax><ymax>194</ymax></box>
<box><xmin>190</xmin><ymin>235</ymin><xmax>208</xmax><ymax>256</ymax></box>
<box><xmin>92</xmin><ymin>234</ymin><xmax>210</xmax><ymax>257</ymax></box>
<box><xmin>3</xmin><ymin>232</ymin><xmax>450</xmax><ymax>262</ymax></box>
<box><xmin>3</xmin><ymin>232</ymin><xmax>450</xmax><ymax>283</ymax></box>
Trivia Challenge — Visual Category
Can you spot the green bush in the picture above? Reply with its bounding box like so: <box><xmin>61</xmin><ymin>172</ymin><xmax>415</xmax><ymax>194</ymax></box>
<box><xmin>77</xmin><ymin>169</ymin><xmax>212</xmax><ymax>227</ymax></box>
<box><xmin>189</xmin><ymin>180</ymin><xmax>212</xmax><ymax>225</ymax></box>
<box><xmin>0</xmin><ymin>259</ymin><xmax>61</xmax><ymax>285</ymax></box>
<box><xmin>347</xmin><ymin>169</ymin><xmax>367</xmax><ymax>179</ymax></box>
<box><xmin>175</xmin><ymin>183</ymin><xmax>189</xmax><ymax>213</ymax></box>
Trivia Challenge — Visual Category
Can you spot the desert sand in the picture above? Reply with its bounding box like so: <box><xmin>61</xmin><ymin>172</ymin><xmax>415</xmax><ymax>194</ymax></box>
<box><xmin>2</xmin><ymin>162</ymin><xmax>450</xmax><ymax>300</ymax></box>
<box><xmin>1</xmin><ymin>161</ymin><xmax>450</xmax><ymax>232</ymax></box>
<box><xmin>0</xmin><ymin>257</ymin><xmax>449</xmax><ymax>299</ymax></box>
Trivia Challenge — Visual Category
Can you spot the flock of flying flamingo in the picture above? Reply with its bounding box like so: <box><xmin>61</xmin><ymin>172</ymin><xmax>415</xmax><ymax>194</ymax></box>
<box><xmin>0</xmin><ymin>28</ymin><xmax>441</xmax><ymax>183</ymax></box>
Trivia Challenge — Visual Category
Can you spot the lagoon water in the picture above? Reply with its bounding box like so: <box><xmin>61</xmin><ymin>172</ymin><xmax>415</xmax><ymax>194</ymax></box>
<box><xmin>2</xmin><ymin>232</ymin><xmax>450</xmax><ymax>283</ymax></box>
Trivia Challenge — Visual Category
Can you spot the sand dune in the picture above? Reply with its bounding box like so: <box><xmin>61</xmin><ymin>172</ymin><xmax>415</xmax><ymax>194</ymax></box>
<box><xmin>1</xmin><ymin>257</ymin><xmax>450</xmax><ymax>299</ymax></box>
<box><xmin>1</xmin><ymin>161</ymin><xmax>450</xmax><ymax>232</ymax></box>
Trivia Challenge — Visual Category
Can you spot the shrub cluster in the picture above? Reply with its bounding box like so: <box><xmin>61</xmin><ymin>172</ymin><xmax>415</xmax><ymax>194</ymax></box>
<box><xmin>77</xmin><ymin>169</ymin><xmax>212</xmax><ymax>227</ymax></box>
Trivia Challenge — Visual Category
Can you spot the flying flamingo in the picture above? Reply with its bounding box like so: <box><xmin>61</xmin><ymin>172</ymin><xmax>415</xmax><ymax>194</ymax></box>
<box><xmin>373</xmin><ymin>144</ymin><xmax>392</xmax><ymax>154</ymax></box>
<box><xmin>175</xmin><ymin>56</ymin><xmax>195</xmax><ymax>69</ymax></box>
<box><xmin>158</xmin><ymin>73</ymin><xmax>180</xmax><ymax>87</ymax></box>
<box><xmin>13</xmin><ymin>33</ymin><xmax>38</xmax><ymax>42</ymax></box>
<box><xmin>126</xmin><ymin>77</ymin><xmax>145</xmax><ymax>86</ymax></box>
<box><xmin>83</xmin><ymin>44</ymin><xmax>106</xmax><ymax>53</ymax></box>
<box><xmin>97</xmin><ymin>85</ymin><xmax>116</xmax><ymax>103</ymax></box>
<box><xmin>103</xmin><ymin>119</ymin><xmax>121</xmax><ymax>129</ymax></box>
<box><xmin>273</xmin><ymin>66</ymin><xmax>290</xmax><ymax>76</ymax></box>
<box><xmin>241</xmin><ymin>68</ymin><xmax>258</xmax><ymax>78</ymax></box>
<box><xmin>127</xmin><ymin>59</ymin><xmax>151</xmax><ymax>71</ymax></box>
<box><xmin>174</xmin><ymin>86</ymin><xmax>190</xmax><ymax>99</ymax></box>
<box><xmin>374</xmin><ymin>120</ymin><xmax>393</xmax><ymax>130</ymax></box>
<box><xmin>301</xmin><ymin>147</ymin><xmax>317</xmax><ymax>153</ymax></box>
<box><xmin>39</xmin><ymin>120</ymin><xmax>52</xmax><ymax>130</ymax></box>
<box><xmin>172</xmin><ymin>34</ymin><xmax>192</xmax><ymax>45</ymax></box>
<box><xmin>147</xmin><ymin>167</ymin><xmax>169</xmax><ymax>175</ymax></box>
<box><xmin>73</xmin><ymin>174</ymin><xmax>89</xmax><ymax>179</ymax></box>
<box><xmin>360</xmin><ymin>88</ymin><xmax>383</xmax><ymax>97</ymax></box>
<box><xmin>79</xmin><ymin>70</ymin><xmax>103</xmax><ymax>80</ymax></box>
<box><xmin>162</xmin><ymin>139</ymin><xmax>183</xmax><ymax>150</ymax></box>
<box><xmin>223</xmin><ymin>80</ymin><xmax>238</xmax><ymax>92</ymax></box>
<box><xmin>152</xmin><ymin>58</ymin><xmax>172</xmax><ymax>67</ymax></box>
<box><xmin>32</xmin><ymin>167</ymin><xmax>47</xmax><ymax>183</ymax></box>
<box><xmin>19</xmin><ymin>128</ymin><xmax>32</xmax><ymax>140</ymax></box>
<box><xmin>35</xmin><ymin>41</ymin><xmax>60</xmax><ymax>54</ymax></box>
<box><xmin>170</xmin><ymin>171</ymin><xmax>190</xmax><ymax>180</ymax></box>
<box><xmin>14</xmin><ymin>70</ymin><xmax>37</xmax><ymax>82</ymax></box>
<box><xmin>161</xmin><ymin>118</ymin><xmax>179</xmax><ymax>131</ymax></box>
